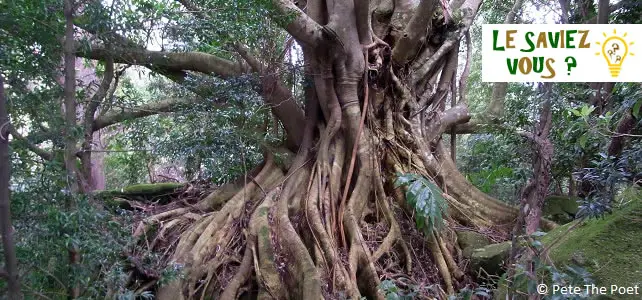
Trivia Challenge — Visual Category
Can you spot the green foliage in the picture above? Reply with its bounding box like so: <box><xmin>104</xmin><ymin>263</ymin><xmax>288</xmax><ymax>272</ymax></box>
<box><xmin>502</xmin><ymin>232</ymin><xmax>594</xmax><ymax>300</ymax></box>
<box><xmin>379</xmin><ymin>280</ymin><xmax>415</xmax><ymax>300</ymax></box>
<box><xmin>457</xmin><ymin>134</ymin><xmax>529</xmax><ymax>203</ymax></box>
<box><xmin>379</xmin><ymin>279</ymin><xmax>490</xmax><ymax>299</ymax></box>
<box><xmin>7</xmin><ymin>162</ymin><xmax>133</xmax><ymax>298</ymax></box>
<box><xmin>467</xmin><ymin>166</ymin><xmax>514</xmax><ymax>194</ymax></box>
<box><xmin>447</xmin><ymin>286</ymin><xmax>491</xmax><ymax>300</ymax></box>
<box><xmin>507</xmin><ymin>262</ymin><xmax>593</xmax><ymax>300</ymax></box>
<box><xmin>394</xmin><ymin>173</ymin><xmax>448</xmax><ymax>235</ymax></box>
<box><xmin>378</xmin><ymin>280</ymin><xmax>447</xmax><ymax>299</ymax></box>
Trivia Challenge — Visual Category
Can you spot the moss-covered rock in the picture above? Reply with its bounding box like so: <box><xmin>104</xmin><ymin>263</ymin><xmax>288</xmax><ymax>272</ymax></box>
<box><xmin>540</xmin><ymin>192</ymin><xmax>642</xmax><ymax>299</ymax></box>
<box><xmin>543</xmin><ymin>195</ymin><xmax>580</xmax><ymax>224</ymax></box>
<box><xmin>457</xmin><ymin>230</ymin><xmax>492</xmax><ymax>258</ymax></box>
<box><xmin>470</xmin><ymin>241</ymin><xmax>511</xmax><ymax>277</ymax></box>
<box><xmin>493</xmin><ymin>188</ymin><xmax>642</xmax><ymax>299</ymax></box>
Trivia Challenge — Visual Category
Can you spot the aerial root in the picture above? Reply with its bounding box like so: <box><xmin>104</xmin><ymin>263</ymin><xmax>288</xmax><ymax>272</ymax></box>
<box><xmin>436</xmin><ymin>230</ymin><xmax>464</xmax><ymax>280</ymax></box>
<box><xmin>305</xmin><ymin>167</ymin><xmax>354</xmax><ymax>296</ymax></box>
<box><xmin>342</xmin><ymin>169</ymin><xmax>383</xmax><ymax>299</ymax></box>
<box><xmin>152</xmin><ymin>156</ymin><xmax>284</xmax><ymax>299</ymax></box>
<box><xmin>133</xmin><ymin>207</ymin><xmax>191</xmax><ymax>237</ymax></box>
<box><xmin>429</xmin><ymin>232</ymin><xmax>455</xmax><ymax>294</ymax></box>
<box><xmin>248</xmin><ymin>187</ymin><xmax>284</xmax><ymax>299</ymax></box>
<box><xmin>138</xmin><ymin>129</ymin><xmax>491</xmax><ymax>299</ymax></box>
<box><xmin>372</xmin><ymin>162</ymin><xmax>412</xmax><ymax>272</ymax></box>
<box><xmin>219</xmin><ymin>235</ymin><xmax>254</xmax><ymax>300</ymax></box>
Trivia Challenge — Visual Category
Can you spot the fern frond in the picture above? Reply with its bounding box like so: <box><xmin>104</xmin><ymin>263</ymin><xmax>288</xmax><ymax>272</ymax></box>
<box><xmin>395</xmin><ymin>173</ymin><xmax>449</xmax><ymax>235</ymax></box>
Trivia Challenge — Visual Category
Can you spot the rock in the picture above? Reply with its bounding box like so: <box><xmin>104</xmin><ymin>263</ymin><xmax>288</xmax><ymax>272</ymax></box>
<box><xmin>457</xmin><ymin>230</ymin><xmax>491</xmax><ymax>258</ymax></box>
<box><xmin>542</xmin><ymin>195</ymin><xmax>580</xmax><ymax>224</ymax></box>
<box><xmin>469</xmin><ymin>241</ymin><xmax>511</xmax><ymax>277</ymax></box>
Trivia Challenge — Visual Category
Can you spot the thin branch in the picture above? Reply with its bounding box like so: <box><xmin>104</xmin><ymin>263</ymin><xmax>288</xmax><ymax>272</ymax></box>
<box><xmin>412</xmin><ymin>0</ymin><xmax>481</xmax><ymax>83</ymax></box>
<box><xmin>8</xmin><ymin>125</ymin><xmax>53</xmax><ymax>161</ymax></box>
<box><xmin>93</xmin><ymin>97</ymin><xmax>207</xmax><ymax>131</ymax></box>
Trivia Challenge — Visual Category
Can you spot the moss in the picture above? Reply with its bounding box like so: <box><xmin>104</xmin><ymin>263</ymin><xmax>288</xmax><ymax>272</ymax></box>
<box><xmin>93</xmin><ymin>189</ymin><xmax>121</xmax><ymax>199</ymax></box>
<box><xmin>491</xmin><ymin>189</ymin><xmax>641</xmax><ymax>299</ymax></box>
<box><xmin>121</xmin><ymin>183</ymin><xmax>184</xmax><ymax>195</ymax></box>
<box><xmin>93</xmin><ymin>183</ymin><xmax>184</xmax><ymax>208</ymax></box>
<box><xmin>541</xmin><ymin>189</ymin><xmax>642</xmax><ymax>300</ymax></box>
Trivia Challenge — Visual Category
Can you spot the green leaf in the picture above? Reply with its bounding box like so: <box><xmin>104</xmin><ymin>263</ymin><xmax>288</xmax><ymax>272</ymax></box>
<box><xmin>393</xmin><ymin>173</ymin><xmax>411</xmax><ymax>187</ymax></box>
<box><xmin>578</xmin><ymin>134</ymin><xmax>588</xmax><ymax>148</ymax></box>
<box><xmin>408</xmin><ymin>180</ymin><xmax>423</xmax><ymax>197</ymax></box>
<box><xmin>632</xmin><ymin>98</ymin><xmax>642</xmax><ymax>119</ymax></box>
<box><xmin>580</xmin><ymin>105</ymin><xmax>595</xmax><ymax>117</ymax></box>
<box><xmin>416</xmin><ymin>187</ymin><xmax>431</xmax><ymax>211</ymax></box>
<box><xmin>395</xmin><ymin>173</ymin><xmax>449</xmax><ymax>235</ymax></box>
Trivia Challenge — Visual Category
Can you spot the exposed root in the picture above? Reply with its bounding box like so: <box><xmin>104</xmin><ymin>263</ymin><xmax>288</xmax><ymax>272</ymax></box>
<box><xmin>127</xmin><ymin>84</ymin><xmax>524</xmax><ymax>300</ymax></box>
<box><xmin>248</xmin><ymin>187</ymin><xmax>284</xmax><ymax>299</ymax></box>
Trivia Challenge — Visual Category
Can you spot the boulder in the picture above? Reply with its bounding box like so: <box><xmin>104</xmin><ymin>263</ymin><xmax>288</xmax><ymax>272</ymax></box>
<box><xmin>543</xmin><ymin>195</ymin><xmax>580</xmax><ymax>224</ymax></box>
<box><xmin>469</xmin><ymin>241</ymin><xmax>511</xmax><ymax>277</ymax></box>
<box><xmin>457</xmin><ymin>230</ymin><xmax>492</xmax><ymax>258</ymax></box>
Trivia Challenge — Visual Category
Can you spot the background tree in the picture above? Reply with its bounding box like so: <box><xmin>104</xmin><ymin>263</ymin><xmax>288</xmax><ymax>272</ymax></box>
<box><xmin>1</xmin><ymin>74</ymin><xmax>22</xmax><ymax>299</ymax></box>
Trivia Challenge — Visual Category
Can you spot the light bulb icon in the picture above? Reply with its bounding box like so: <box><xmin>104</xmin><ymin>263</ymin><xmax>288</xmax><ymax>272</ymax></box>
<box><xmin>596</xmin><ymin>30</ymin><xmax>635</xmax><ymax>77</ymax></box>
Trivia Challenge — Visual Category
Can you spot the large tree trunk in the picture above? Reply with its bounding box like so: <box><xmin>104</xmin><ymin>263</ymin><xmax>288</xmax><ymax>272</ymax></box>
<box><xmin>121</xmin><ymin>1</ymin><xmax>541</xmax><ymax>299</ymax></box>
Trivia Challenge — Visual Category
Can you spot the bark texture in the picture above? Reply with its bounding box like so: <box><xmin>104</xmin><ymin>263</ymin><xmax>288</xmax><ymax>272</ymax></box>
<box><xmin>70</xmin><ymin>0</ymin><xmax>547</xmax><ymax>298</ymax></box>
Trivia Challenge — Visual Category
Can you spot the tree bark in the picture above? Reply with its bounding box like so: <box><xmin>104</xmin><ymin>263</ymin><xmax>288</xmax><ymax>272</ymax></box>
<box><xmin>1</xmin><ymin>74</ymin><xmax>22</xmax><ymax>299</ymax></box>
<box><xmin>74</xmin><ymin>0</ymin><xmax>551</xmax><ymax>298</ymax></box>
<box><xmin>522</xmin><ymin>85</ymin><xmax>554</xmax><ymax>234</ymax></box>
<box><xmin>63</xmin><ymin>0</ymin><xmax>82</xmax><ymax>297</ymax></box>
<box><xmin>607</xmin><ymin>108</ymin><xmax>639</xmax><ymax>158</ymax></box>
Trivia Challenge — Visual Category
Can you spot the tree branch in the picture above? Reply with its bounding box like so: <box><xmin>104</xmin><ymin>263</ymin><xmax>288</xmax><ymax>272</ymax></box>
<box><xmin>411</xmin><ymin>0</ymin><xmax>481</xmax><ymax>84</ymax></box>
<box><xmin>458</xmin><ymin>32</ymin><xmax>472</xmax><ymax>105</ymax></box>
<box><xmin>607</xmin><ymin>106</ymin><xmax>640</xmax><ymax>157</ymax></box>
<box><xmin>424</xmin><ymin>104</ymin><xmax>470</xmax><ymax>142</ymax></box>
<box><xmin>173</xmin><ymin>0</ymin><xmax>305</xmax><ymax>149</ymax></box>
<box><xmin>92</xmin><ymin>97</ymin><xmax>208</xmax><ymax>131</ymax></box>
<box><xmin>84</xmin><ymin>57</ymin><xmax>114</xmax><ymax>131</ymax></box>
<box><xmin>450</xmin><ymin>0</ymin><xmax>523</xmax><ymax>134</ymax></box>
<box><xmin>1</xmin><ymin>74</ymin><xmax>22</xmax><ymax>299</ymax></box>
<box><xmin>391</xmin><ymin>0</ymin><xmax>438</xmax><ymax>64</ymax></box>
<box><xmin>269</xmin><ymin>0</ymin><xmax>325</xmax><ymax>48</ymax></box>
<box><xmin>8</xmin><ymin>126</ymin><xmax>54</xmax><ymax>161</ymax></box>
<box><xmin>75</xmin><ymin>43</ymin><xmax>250</xmax><ymax>78</ymax></box>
